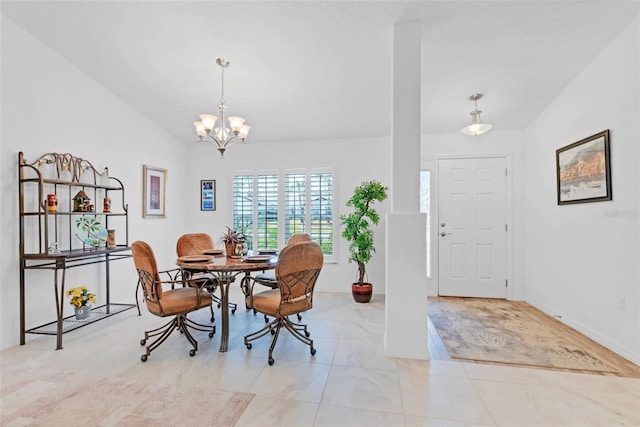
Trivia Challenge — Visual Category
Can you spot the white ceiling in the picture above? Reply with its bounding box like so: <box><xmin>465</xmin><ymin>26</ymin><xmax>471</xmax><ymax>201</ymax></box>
<box><xmin>2</xmin><ymin>1</ymin><xmax>639</xmax><ymax>144</ymax></box>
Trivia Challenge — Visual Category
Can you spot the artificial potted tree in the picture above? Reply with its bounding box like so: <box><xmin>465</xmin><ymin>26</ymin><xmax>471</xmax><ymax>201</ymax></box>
<box><xmin>340</xmin><ymin>180</ymin><xmax>388</xmax><ymax>303</ymax></box>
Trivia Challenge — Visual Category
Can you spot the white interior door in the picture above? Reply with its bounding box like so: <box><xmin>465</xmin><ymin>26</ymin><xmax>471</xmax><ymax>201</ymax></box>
<box><xmin>438</xmin><ymin>157</ymin><xmax>507</xmax><ymax>298</ymax></box>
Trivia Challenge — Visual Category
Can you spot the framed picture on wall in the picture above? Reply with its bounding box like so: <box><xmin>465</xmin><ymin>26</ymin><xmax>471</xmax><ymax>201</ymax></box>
<box><xmin>556</xmin><ymin>130</ymin><xmax>611</xmax><ymax>205</ymax></box>
<box><xmin>201</xmin><ymin>179</ymin><xmax>216</xmax><ymax>211</ymax></box>
<box><xmin>143</xmin><ymin>165</ymin><xmax>167</xmax><ymax>218</ymax></box>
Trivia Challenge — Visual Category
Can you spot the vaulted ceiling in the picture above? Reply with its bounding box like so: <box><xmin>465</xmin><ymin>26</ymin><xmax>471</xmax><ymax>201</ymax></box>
<box><xmin>3</xmin><ymin>1</ymin><xmax>638</xmax><ymax>144</ymax></box>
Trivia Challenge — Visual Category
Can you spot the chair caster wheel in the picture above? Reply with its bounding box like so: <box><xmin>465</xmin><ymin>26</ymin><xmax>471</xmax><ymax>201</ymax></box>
<box><xmin>270</xmin><ymin>329</ymin><xmax>275</xmax><ymax>335</ymax></box>
<box><xmin>231</xmin><ymin>308</ymin><xmax>236</xmax><ymax>314</ymax></box>
<box><xmin>210</xmin><ymin>316</ymin><xmax>215</xmax><ymax>322</ymax></box>
<box><xmin>140</xmin><ymin>339</ymin><xmax>146</xmax><ymax>346</ymax></box>
<box><xmin>141</xmin><ymin>354</ymin><xmax>148</xmax><ymax>362</ymax></box>
<box><xmin>297</xmin><ymin>314</ymin><xmax>302</xmax><ymax>321</ymax></box>
<box><xmin>189</xmin><ymin>349</ymin><xmax>196</xmax><ymax>357</ymax></box>
<box><xmin>305</xmin><ymin>331</ymin><xmax>310</xmax><ymax>338</ymax></box>
<box><xmin>209</xmin><ymin>332</ymin><xmax>214</xmax><ymax>338</ymax></box>
<box><xmin>217</xmin><ymin>303</ymin><xmax>221</xmax><ymax>308</ymax></box>
<box><xmin>310</xmin><ymin>348</ymin><xmax>316</xmax><ymax>356</ymax></box>
<box><xmin>246</xmin><ymin>343</ymin><xmax>252</xmax><ymax>350</ymax></box>
<box><xmin>268</xmin><ymin>357</ymin><xmax>275</xmax><ymax>366</ymax></box>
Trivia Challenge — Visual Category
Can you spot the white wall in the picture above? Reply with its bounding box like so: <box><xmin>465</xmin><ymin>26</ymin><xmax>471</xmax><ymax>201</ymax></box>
<box><xmin>421</xmin><ymin>129</ymin><xmax>527</xmax><ymax>300</ymax></box>
<box><xmin>524</xmin><ymin>17</ymin><xmax>640</xmax><ymax>364</ymax></box>
<box><xmin>1</xmin><ymin>18</ymin><xmax>189</xmax><ymax>350</ymax></box>
<box><xmin>182</xmin><ymin>137</ymin><xmax>392</xmax><ymax>294</ymax></box>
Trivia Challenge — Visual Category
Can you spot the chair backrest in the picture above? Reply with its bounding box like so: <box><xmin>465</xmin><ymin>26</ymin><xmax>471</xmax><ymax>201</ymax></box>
<box><xmin>176</xmin><ymin>233</ymin><xmax>215</xmax><ymax>257</ymax></box>
<box><xmin>132</xmin><ymin>240</ymin><xmax>163</xmax><ymax>302</ymax></box>
<box><xmin>286</xmin><ymin>233</ymin><xmax>312</xmax><ymax>246</ymax></box>
<box><xmin>275</xmin><ymin>241</ymin><xmax>323</xmax><ymax>308</ymax></box>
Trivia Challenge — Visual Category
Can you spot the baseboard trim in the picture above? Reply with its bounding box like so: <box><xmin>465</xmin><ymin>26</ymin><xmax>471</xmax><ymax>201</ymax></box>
<box><xmin>528</xmin><ymin>298</ymin><xmax>640</xmax><ymax>367</ymax></box>
<box><xmin>383</xmin><ymin>335</ymin><xmax>430</xmax><ymax>360</ymax></box>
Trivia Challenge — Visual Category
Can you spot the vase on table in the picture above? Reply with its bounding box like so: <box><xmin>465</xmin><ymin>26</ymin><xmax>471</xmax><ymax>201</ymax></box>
<box><xmin>74</xmin><ymin>305</ymin><xmax>91</xmax><ymax>320</ymax></box>
<box><xmin>225</xmin><ymin>242</ymin><xmax>237</xmax><ymax>258</ymax></box>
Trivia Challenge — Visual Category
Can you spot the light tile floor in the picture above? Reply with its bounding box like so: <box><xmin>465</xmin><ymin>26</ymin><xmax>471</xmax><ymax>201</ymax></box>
<box><xmin>2</xmin><ymin>288</ymin><xmax>639</xmax><ymax>426</ymax></box>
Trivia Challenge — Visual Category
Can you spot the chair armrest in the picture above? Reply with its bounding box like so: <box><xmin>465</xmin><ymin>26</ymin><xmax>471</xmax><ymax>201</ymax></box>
<box><xmin>159</xmin><ymin>268</ymin><xmax>183</xmax><ymax>283</ymax></box>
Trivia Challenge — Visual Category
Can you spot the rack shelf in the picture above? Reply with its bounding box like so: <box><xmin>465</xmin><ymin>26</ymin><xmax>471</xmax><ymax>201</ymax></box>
<box><xmin>26</xmin><ymin>303</ymin><xmax>135</xmax><ymax>335</ymax></box>
<box><xmin>18</xmin><ymin>151</ymin><xmax>134</xmax><ymax>350</ymax></box>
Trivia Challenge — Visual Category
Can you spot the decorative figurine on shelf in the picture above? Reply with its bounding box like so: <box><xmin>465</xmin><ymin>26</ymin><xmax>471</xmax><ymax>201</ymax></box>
<box><xmin>107</xmin><ymin>229</ymin><xmax>116</xmax><ymax>248</ymax></box>
<box><xmin>73</xmin><ymin>190</ymin><xmax>93</xmax><ymax>212</ymax></box>
<box><xmin>46</xmin><ymin>194</ymin><xmax>58</xmax><ymax>212</ymax></box>
<box><xmin>103</xmin><ymin>197</ymin><xmax>111</xmax><ymax>213</ymax></box>
<box><xmin>47</xmin><ymin>241</ymin><xmax>60</xmax><ymax>254</ymax></box>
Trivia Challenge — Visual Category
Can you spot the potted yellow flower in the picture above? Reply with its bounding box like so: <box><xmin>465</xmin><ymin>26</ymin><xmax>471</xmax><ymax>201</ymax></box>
<box><xmin>66</xmin><ymin>286</ymin><xmax>96</xmax><ymax>320</ymax></box>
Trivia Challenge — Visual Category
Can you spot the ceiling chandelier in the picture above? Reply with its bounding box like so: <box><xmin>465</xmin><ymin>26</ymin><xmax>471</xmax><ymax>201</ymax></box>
<box><xmin>460</xmin><ymin>93</ymin><xmax>492</xmax><ymax>136</ymax></box>
<box><xmin>193</xmin><ymin>58</ymin><xmax>250</xmax><ymax>157</ymax></box>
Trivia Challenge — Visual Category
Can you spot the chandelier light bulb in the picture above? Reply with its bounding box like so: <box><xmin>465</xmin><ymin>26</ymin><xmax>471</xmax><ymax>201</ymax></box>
<box><xmin>193</xmin><ymin>121</ymin><xmax>206</xmax><ymax>138</ymax></box>
<box><xmin>199</xmin><ymin>114</ymin><xmax>217</xmax><ymax>133</ymax></box>
<box><xmin>228</xmin><ymin>116</ymin><xmax>246</xmax><ymax>134</ymax></box>
<box><xmin>238</xmin><ymin>125</ymin><xmax>250</xmax><ymax>140</ymax></box>
<box><xmin>460</xmin><ymin>93</ymin><xmax>492</xmax><ymax>136</ymax></box>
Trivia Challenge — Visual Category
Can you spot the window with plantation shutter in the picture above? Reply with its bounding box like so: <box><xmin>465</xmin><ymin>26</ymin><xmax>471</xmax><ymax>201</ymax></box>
<box><xmin>233</xmin><ymin>175</ymin><xmax>253</xmax><ymax>244</ymax></box>
<box><xmin>285</xmin><ymin>173</ymin><xmax>307</xmax><ymax>238</ymax></box>
<box><xmin>233</xmin><ymin>168</ymin><xmax>336</xmax><ymax>260</ymax></box>
<box><xmin>309</xmin><ymin>172</ymin><xmax>333</xmax><ymax>255</ymax></box>
<box><xmin>255</xmin><ymin>174</ymin><xmax>278</xmax><ymax>250</ymax></box>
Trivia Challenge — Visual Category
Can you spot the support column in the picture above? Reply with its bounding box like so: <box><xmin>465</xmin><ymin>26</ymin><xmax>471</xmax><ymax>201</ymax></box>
<box><xmin>384</xmin><ymin>21</ymin><xmax>429</xmax><ymax>359</ymax></box>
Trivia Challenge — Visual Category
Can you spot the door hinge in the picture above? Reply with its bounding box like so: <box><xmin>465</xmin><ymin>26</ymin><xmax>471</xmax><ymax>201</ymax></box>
<box><xmin>505</xmin><ymin>279</ymin><xmax>508</xmax><ymax>287</ymax></box>
<box><xmin>505</xmin><ymin>168</ymin><xmax>508</xmax><ymax>176</ymax></box>
<box><xmin>505</xmin><ymin>224</ymin><xmax>508</xmax><ymax>231</ymax></box>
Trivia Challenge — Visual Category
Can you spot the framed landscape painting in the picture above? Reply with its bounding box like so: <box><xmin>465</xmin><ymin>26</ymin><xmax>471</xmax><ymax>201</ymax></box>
<box><xmin>556</xmin><ymin>130</ymin><xmax>611</xmax><ymax>205</ymax></box>
<box><xmin>201</xmin><ymin>179</ymin><xmax>216</xmax><ymax>211</ymax></box>
<box><xmin>143</xmin><ymin>165</ymin><xmax>167</xmax><ymax>217</ymax></box>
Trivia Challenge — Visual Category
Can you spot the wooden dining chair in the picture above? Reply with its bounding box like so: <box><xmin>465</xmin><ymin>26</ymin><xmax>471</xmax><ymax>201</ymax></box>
<box><xmin>132</xmin><ymin>241</ymin><xmax>215</xmax><ymax>362</ymax></box>
<box><xmin>248</xmin><ymin>233</ymin><xmax>312</xmax><ymax>293</ymax></box>
<box><xmin>245</xmin><ymin>233</ymin><xmax>312</xmax><ymax>322</ymax></box>
<box><xmin>176</xmin><ymin>233</ymin><xmax>237</xmax><ymax>320</ymax></box>
<box><xmin>244</xmin><ymin>240</ymin><xmax>323</xmax><ymax>365</ymax></box>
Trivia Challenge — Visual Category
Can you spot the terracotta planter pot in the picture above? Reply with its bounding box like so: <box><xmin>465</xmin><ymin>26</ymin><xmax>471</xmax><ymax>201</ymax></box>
<box><xmin>351</xmin><ymin>283</ymin><xmax>372</xmax><ymax>303</ymax></box>
<box><xmin>225</xmin><ymin>242</ymin><xmax>237</xmax><ymax>257</ymax></box>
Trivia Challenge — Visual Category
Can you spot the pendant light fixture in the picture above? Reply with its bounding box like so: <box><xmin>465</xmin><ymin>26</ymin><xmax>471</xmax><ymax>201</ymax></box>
<box><xmin>460</xmin><ymin>93</ymin><xmax>492</xmax><ymax>136</ymax></box>
<box><xmin>193</xmin><ymin>58</ymin><xmax>250</xmax><ymax>157</ymax></box>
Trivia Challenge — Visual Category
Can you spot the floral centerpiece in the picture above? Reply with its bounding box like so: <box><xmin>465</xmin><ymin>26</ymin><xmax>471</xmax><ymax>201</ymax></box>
<box><xmin>218</xmin><ymin>226</ymin><xmax>248</xmax><ymax>257</ymax></box>
<box><xmin>66</xmin><ymin>286</ymin><xmax>96</xmax><ymax>320</ymax></box>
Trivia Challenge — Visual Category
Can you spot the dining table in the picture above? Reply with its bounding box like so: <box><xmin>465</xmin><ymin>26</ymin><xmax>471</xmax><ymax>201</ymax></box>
<box><xmin>176</xmin><ymin>253</ymin><xmax>277</xmax><ymax>352</ymax></box>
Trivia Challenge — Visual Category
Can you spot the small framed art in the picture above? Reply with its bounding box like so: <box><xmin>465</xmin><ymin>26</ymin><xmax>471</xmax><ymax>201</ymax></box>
<box><xmin>556</xmin><ymin>130</ymin><xmax>611</xmax><ymax>205</ymax></box>
<box><xmin>201</xmin><ymin>179</ymin><xmax>216</xmax><ymax>211</ymax></box>
<box><xmin>143</xmin><ymin>165</ymin><xmax>167</xmax><ymax>218</ymax></box>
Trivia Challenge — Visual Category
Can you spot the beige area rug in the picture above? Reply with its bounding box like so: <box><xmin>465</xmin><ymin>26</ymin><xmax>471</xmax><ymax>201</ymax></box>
<box><xmin>1</xmin><ymin>365</ymin><xmax>254</xmax><ymax>425</ymax></box>
<box><xmin>429</xmin><ymin>297</ymin><xmax>637</xmax><ymax>376</ymax></box>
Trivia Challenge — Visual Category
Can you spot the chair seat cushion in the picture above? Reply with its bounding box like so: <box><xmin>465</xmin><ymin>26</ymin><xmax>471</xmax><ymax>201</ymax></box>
<box><xmin>148</xmin><ymin>287</ymin><xmax>212</xmax><ymax>317</ymax></box>
<box><xmin>249</xmin><ymin>289</ymin><xmax>311</xmax><ymax>317</ymax></box>
<box><xmin>256</xmin><ymin>272</ymin><xmax>275</xmax><ymax>281</ymax></box>
<box><xmin>190</xmin><ymin>273</ymin><xmax>218</xmax><ymax>290</ymax></box>
<box><xmin>254</xmin><ymin>272</ymin><xmax>277</xmax><ymax>288</ymax></box>
<box><xmin>192</xmin><ymin>272</ymin><xmax>215</xmax><ymax>281</ymax></box>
